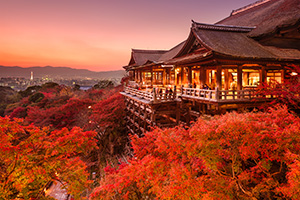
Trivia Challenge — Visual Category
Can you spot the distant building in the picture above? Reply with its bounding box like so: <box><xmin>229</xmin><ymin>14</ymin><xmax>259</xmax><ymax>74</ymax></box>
<box><xmin>30</xmin><ymin>71</ymin><xmax>34</xmax><ymax>81</ymax></box>
<box><xmin>121</xmin><ymin>0</ymin><xmax>300</xmax><ymax>135</ymax></box>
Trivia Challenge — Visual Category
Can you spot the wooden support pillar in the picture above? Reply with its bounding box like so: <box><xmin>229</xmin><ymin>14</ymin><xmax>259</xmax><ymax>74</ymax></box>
<box><xmin>216</xmin><ymin>66</ymin><xmax>222</xmax><ymax>89</ymax></box>
<box><xmin>186</xmin><ymin>105</ymin><xmax>191</xmax><ymax>126</ymax></box>
<box><xmin>237</xmin><ymin>65</ymin><xmax>243</xmax><ymax>90</ymax></box>
<box><xmin>174</xmin><ymin>67</ymin><xmax>178</xmax><ymax>85</ymax></box>
<box><xmin>281</xmin><ymin>68</ymin><xmax>285</xmax><ymax>83</ymax></box>
<box><xmin>224</xmin><ymin>69</ymin><xmax>229</xmax><ymax>90</ymax></box>
<box><xmin>181</xmin><ymin>66</ymin><xmax>184</xmax><ymax>86</ymax></box>
<box><xmin>173</xmin><ymin>85</ymin><xmax>177</xmax><ymax>99</ymax></box>
<box><xmin>150</xmin><ymin>68</ymin><xmax>153</xmax><ymax>86</ymax></box>
<box><xmin>134</xmin><ymin>70</ymin><xmax>136</xmax><ymax>81</ymax></box>
<box><xmin>260</xmin><ymin>65</ymin><xmax>267</xmax><ymax>84</ymax></box>
<box><xmin>139</xmin><ymin>70</ymin><xmax>142</xmax><ymax>84</ymax></box>
<box><xmin>152</xmin><ymin>87</ymin><xmax>157</xmax><ymax>103</ymax></box>
<box><xmin>143</xmin><ymin>108</ymin><xmax>147</xmax><ymax>132</ymax></box>
<box><xmin>188</xmin><ymin>66</ymin><xmax>192</xmax><ymax>86</ymax></box>
<box><xmin>176</xmin><ymin>101</ymin><xmax>180</xmax><ymax>125</ymax></box>
<box><xmin>163</xmin><ymin>69</ymin><xmax>166</xmax><ymax>86</ymax></box>
<box><xmin>138</xmin><ymin>103</ymin><xmax>142</xmax><ymax>127</ymax></box>
<box><xmin>151</xmin><ymin>112</ymin><xmax>156</xmax><ymax>125</ymax></box>
<box><xmin>200</xmin><ymin>67</ymin><xmax>206</xmax><ymax>88</ymax></box>
<box><xmin>167</xmin><ymin>68</ymin><xmax>170</xmax><ymax>85</ymax></box>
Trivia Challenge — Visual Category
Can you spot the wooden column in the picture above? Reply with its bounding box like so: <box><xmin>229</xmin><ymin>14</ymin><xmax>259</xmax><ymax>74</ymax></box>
<box><xmin>143</xmin><ymin>107</ymin><xmax>148</xmax><ymax>132</ymax></box>
<box><xmin>281</xmin><ymin>68</ymin><xmax>285</xmax><ymax>83</ymax></box>
<box><xmin>181</xmin><ymin>66</ymin><xmax>184</xmax><ymax>86</ymax></box>
<box><xmin>224</xmin><ymin>69</ymin><xmax>229</xmax><ymax>90</ymax></box>
<box><xmin>260</xmin><ymin>65</ymin><xmax>267</xmax><ymax>84</ymax></box>
<box><xmin>174</xmin><ymin>69</ymin><xmax>177</xmax><ymax>85</ymax></box>
<box><xmin>237</xmin><ymin>65</ymin><xmax>243</xmax><ymax>90</ymax></box>
<box><xmin>176</xmin><ymin>101</ymin><xmax>180</xmax><ymax>125</ymax></box>
<box><xmin>199</xmin><ymin>67</ymin><xmax>206</xmax><ymax>88</ymax></box>
<box><xmin>188</xmin><ymin>66</ymin><xmax>192</xmax><ymax>86</ymax></box>
<box><xmin>150</xmin><ymin>68</ymin><xmax>153</xmax><ymax>86</ymax></box>
<box><xmin>216</xmin><ymin>66</ymin><xmax>222</xmax><ymax>89</ymax></box>
<box><xmin>134</xmin><ymin>70</ymin><xmax>136</xmax><ymax>81</ymax></box>
<box><xmin>163</xmin><ymin>69</ymin><xmax>166</xmax><ymax>86</ymax></box>
<box><xmin>139</xmin><ymin>70</ymin><xmax>142</xmax><ymax>84</ymax></box>
<box><xmin>167</xmin><ymin>68</ymin><xmax>170</xmax><ymax>85</ymax></box>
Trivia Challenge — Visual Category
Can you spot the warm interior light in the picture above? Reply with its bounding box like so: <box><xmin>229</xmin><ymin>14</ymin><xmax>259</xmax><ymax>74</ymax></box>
<box><xmin>291</xmin><ymin>72</ymin><xmax>298</xmax><ymax>76</ymax></box>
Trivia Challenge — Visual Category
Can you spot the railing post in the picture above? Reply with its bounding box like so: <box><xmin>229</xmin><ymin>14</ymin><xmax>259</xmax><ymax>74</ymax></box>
<box><xmin>173</xmin><ymin>86</ymin><xmax>177</xmax><ymax>99</ymax></box>
<box><xmin>153</xmin><ymin>87</ymin><xmax>157</xmax><ymax>103</ymax></box>
<box><xmin>180</xmin><ymin>85</ymin><xmax>183</xmax><ymax>95</ymax></box>
<box><xmin>215</xmin><ymin>87</ymin><xmax>220</xmax><ymax>100</ymax></box>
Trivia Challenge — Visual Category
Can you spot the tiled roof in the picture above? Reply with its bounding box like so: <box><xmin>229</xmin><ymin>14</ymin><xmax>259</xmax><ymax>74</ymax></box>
<box><xmin>216</xmin><ymin>0</ymin><xmax>300</xmax><ymax>38</ymax></box>
<box><xmin>129</xmin><ymin>49</ymin><xmax>167</xmax><ymax>67</ymax></box>
<box><xmin>192</xmin><ymin>22</ymin><xmax>277</xmax><ymax>59</ymax></box>
<box><xmin>158</xmin><ymin>41</ymin><xmax>186</xmax><ymax>62</ymax></box>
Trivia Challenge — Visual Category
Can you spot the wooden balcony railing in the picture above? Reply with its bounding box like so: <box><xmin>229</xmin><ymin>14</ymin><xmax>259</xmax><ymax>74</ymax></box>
<box><xmin>181</xmin><ymin>87</ymin><xmax>265</xmax><ymax>102</ymax></box>
<box><xmin>123</xmin><ymin>86</ymin><xmax>267</xmax><ymax>103</ymax></box>
<box><xmin>181</xmin><ymin>88</ymin><xmax>216</xmax><ymax>101</ymax></box>
<box><xmin>123</xmin><ymin>86</ymin><xmax>177</xmax><ymax>103</ymax></box>
<box><xmin>124</xmin><ymin>87</ymin><xmax>154</xmax><ymax>101</ymax></box>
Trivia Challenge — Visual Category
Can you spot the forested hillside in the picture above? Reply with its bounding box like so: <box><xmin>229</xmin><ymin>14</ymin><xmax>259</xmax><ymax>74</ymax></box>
<box><xmin>0</xmin><ymin>80</ymin><xmax>129</xmax><ymax>199</ymax></box>
<box><xmin>91</xmin><ymin>106</ymin><xmax>300</xmax><ymax>199</ymax></box>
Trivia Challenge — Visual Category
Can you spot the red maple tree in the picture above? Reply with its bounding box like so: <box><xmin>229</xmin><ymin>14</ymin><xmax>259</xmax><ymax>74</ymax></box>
<box><xmin>256</xmin><ymin>65</ymin><xmax>300</xmax><ymax>112</ymax></box>
<box><xmin>91</xmin><ymin>106</ymin><xmax>300</xmax><ymax>200</ymax></box>
<box><xmin>0</xmin><ymin>117</ymin><xmax>97</xmax><ymax>199</ymax></box>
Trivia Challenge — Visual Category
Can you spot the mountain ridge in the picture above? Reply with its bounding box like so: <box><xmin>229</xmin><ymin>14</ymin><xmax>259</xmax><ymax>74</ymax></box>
<box><xmin>0</xmin><ymin>65</ymin><xmax>126</xmax><ymax>79</ymax></box>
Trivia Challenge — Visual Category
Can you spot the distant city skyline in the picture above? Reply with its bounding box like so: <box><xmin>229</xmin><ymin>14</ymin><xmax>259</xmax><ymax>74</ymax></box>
<box><xmin>1</xmin><ymin>0</ymin><xmax>256</xmax><ymax>72</ymax></box>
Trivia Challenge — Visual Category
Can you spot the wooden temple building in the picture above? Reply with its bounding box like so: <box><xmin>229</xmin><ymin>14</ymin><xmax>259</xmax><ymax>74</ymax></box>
<box><xmin>121</xmin><ymin>0</ymin><xmax>300</xmax><ymax>135</ymax></box>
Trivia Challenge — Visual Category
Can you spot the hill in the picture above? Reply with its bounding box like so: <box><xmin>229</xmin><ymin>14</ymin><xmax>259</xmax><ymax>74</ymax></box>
<box><xmin>0</xmin><ymin>66</ymin><xmax>126</xmax><ymax>79</ymax></box>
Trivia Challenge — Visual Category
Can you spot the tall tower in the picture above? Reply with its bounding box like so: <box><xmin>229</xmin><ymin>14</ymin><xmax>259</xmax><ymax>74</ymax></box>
<box><xmin>30</xmin><ymin>71</ymin><xmax>33</xmax><ymax>81</ymax></box>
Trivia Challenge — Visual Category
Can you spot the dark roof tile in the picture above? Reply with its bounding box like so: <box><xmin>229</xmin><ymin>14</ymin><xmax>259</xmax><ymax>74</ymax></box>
<box><xmin>217</xmin><ymin>0</ymin><xmax>300</xmax><ymax>37</ymax></box>
<box><xmin>192</xmin><ymin>23</ymin><xmax>277</xmax><ymax>58</ymax></box>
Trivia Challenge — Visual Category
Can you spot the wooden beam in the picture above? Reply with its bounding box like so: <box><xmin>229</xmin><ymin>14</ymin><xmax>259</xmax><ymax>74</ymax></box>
<box><xmin>200</xmin><ymin>67</ymin><xmax>206</xmax><ymax>89</ymax></box>
<box><xmin>176</xmin><ymin>101</ymin><xmax>180</xmax><ymax>125</ymax></box>
<box><xmin>139</xmin><ymin>70</ymin><xmax>142</xmax><ymax>84</ymax></box>
<box><xmin>216</xmin><ymin>66</ymin><xmax>222</xmax><ymax>89</ymax></box>
<box><xmin>224</xmin><ymin>69</ymin><xmax>229</xmax><ymax>90</ymax></box>
<box><xmin>151</xmin><ymin>67</ymin><xmax>153</xmax><ymax>86</ymax></box>
<box><xmin>163</xmin><ymin>69</ymin><xmax>166</xmax><ymax>86</ymax></box>
<box><xmin>260</xmin><ymin>65</ymin><xmax>267</xmax><ymax>84</ymax></box>
<box><xmin>237</xmin><ymin>65</ymin><xmax>243</xmax><ymax>90</ymax></box>
<box><xmin>188</xmin><ymin>66</ymin><xmax>192</xmax><ymax>86</ymax></box>
<box><xmin>281</xmin><ymin>69</ymin><xmax>285</xmax><ymax>83</ymax></box>
<box><xmin>181</xmin><ymin>66</ymin><xmax>184</xmax><ymax>86</ymax></box>
<box><xmin>168</xmin><ymin>68</ymin><xmax>171</xmax><ymax>85</ymax></box>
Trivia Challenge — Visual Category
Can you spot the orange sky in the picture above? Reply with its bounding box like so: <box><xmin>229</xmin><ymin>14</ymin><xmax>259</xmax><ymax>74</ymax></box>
<box><xmin>1</xmin><ymin>0</ymin><xmax>256</xmax><ymax>72</ymax></box>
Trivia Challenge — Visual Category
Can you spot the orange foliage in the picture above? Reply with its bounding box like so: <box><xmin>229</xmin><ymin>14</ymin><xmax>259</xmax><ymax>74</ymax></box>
<box><xmin>91</xmin><ymin>106</ymin><xmax>300</xmax><ymax>200</ymax></box>
<box><xmin>0</xmin><ymin>117</ymin><xmax>97</xmax><ymax>199</ymax></box>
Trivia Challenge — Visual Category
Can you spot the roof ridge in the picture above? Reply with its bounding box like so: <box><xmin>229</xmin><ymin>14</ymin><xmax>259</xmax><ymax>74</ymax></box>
<box><xmin>192</xmin><ymin>21</ymin><xmax>255</xmax><ymax>32</ymax></box>
<box><xmin>231</xmin><ymin>0</ymin><xmax>272</xmax><ymax>16</ymax></box>
<box><xmin>132</xmin><ymin>49</ymin><xmax>168</xmax><ymax>53</ymax></box>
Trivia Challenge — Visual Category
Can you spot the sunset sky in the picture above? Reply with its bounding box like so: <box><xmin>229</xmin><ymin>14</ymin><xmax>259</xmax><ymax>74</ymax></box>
<box><xmin>1</xmin><ymin>0</ymin><xmax>256</xmax><ymax>72</ymax></box>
